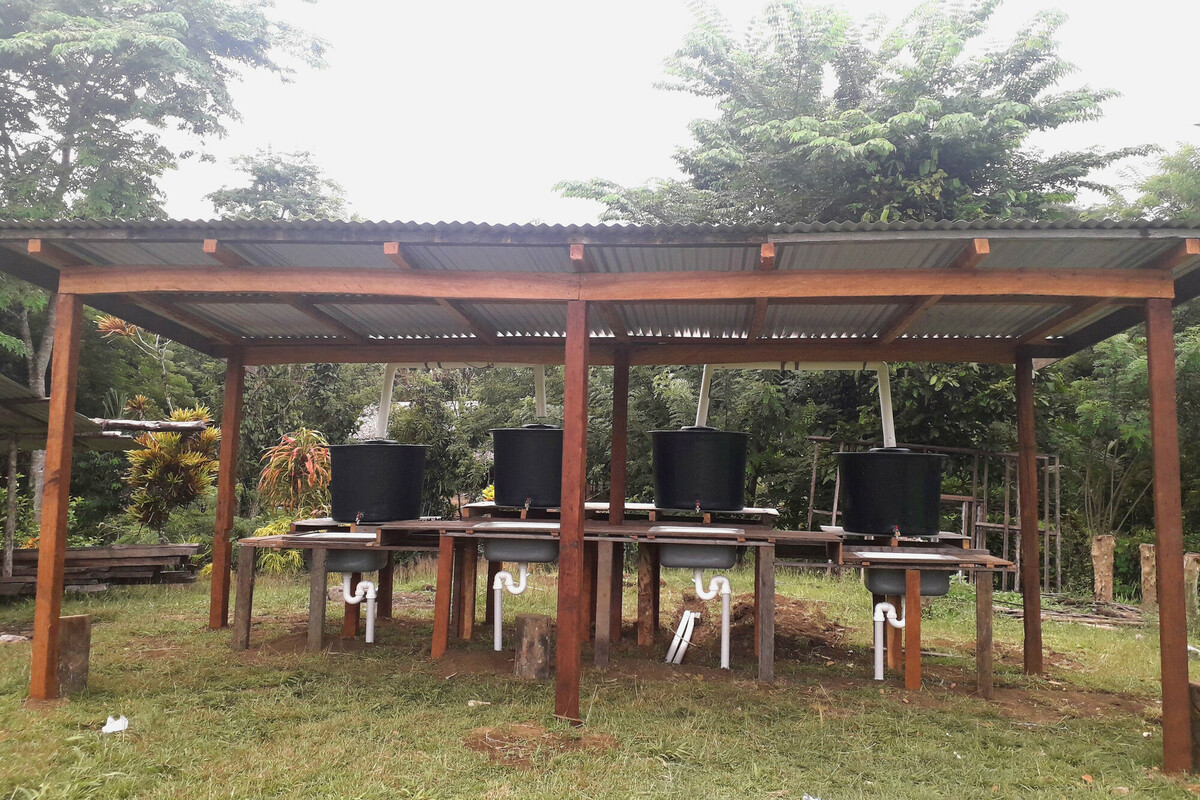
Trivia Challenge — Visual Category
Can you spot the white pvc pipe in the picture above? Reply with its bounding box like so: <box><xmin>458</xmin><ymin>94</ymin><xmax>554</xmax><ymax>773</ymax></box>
<box><xmin>872</xmin><ymin>601</ymin><xmax>905</xmax><ymax>680</ymax></box>
<box><xmin>692</xmin><ymin>570</ymin><xmax>732</xmax><ymax>669</ymax></box>
<box><xmin>342</xmin><ymin>574</ymin><xmax>378</xmax><ymax>644</ymax></box>
<box><xmin>666</xmin><ymin>610</ymin><xmax>699</xmax><ymax>664</ymax></box>
<box><xmin>492</xmin><ymin>563</ymin><xmax>530</xmax><ymax>651</ymax></box>
<box><xmin>377</xmin><ymin>363</ymin><xmax>401</xmax><ymax>439</ymax></box>
<box><xmin>877</xmin><ymin>362</ymin><xmax>896</xmax><ymax>448</ymax></box>
<box><xmin>534</xmin><ymin>365</ymin><xmax>547</xmax><ymax>418</ymax></box>
<box><xmin>695</xmin><ymin>364</ymin><xmax>713</xmax><ymax>427</ymax></box>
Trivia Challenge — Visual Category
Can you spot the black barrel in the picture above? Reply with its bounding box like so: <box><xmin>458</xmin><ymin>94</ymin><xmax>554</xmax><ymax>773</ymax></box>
<box><xmin>491</xmin><ymin>424</ymin><xmax>563</xmax><ymax>508</ymax></box>
<box><xmin>835</xmin><ymin>447</ymin><xmax>947</xmax><ymax>535</ymax></box>
<box><xmin>329</xmin><ymin>440</ymin><xmax>428</xmax><ymax>523</ymax></box>
<box><xmin>650</xmin><ymin>426</ymin><xmax>749</xmax><ymax>511</ymax></box>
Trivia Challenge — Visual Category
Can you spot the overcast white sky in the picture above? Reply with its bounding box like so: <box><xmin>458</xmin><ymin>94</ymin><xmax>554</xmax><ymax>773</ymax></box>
<box><xmin>158</xmin><ymin>0</ymin><xmax>1200</xmax><ymax>224</ymax></box>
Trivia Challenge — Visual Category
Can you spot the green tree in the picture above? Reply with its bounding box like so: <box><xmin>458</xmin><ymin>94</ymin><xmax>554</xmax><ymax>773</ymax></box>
<box><xmin>207</xmin><ymin>148</ymin><xmax>350</xmax><ymax>220</ymax></box>
<box><xmin>126</xmin><ymin>407</ymin><xmax>221</xmax><ymax>542</ymax></box>
<box><xmin>1108</xmin><ymin>143</ymin><xmax>1200</xmax><ymax>219</ymax></box>
<box><xmin>559</xmin><ymin>0</ymin><xmax>1136</xmax><ymax>224</ymax></box>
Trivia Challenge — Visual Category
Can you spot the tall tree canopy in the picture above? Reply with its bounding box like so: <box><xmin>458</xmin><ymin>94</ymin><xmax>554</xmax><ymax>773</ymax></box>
<box><xmin>206</xmin><ymin>148</ymin><xmax>350</xmax><ymax>220</ymax></box>
<box><xmin>0</xmin><ymin>0</ymin><xmax>325</xmax><ymax>219</ymax></box>
<box><xmin>559</xmin><ymin>0</ymin><xmax>1136</xmax><ymax>224</ymax></box>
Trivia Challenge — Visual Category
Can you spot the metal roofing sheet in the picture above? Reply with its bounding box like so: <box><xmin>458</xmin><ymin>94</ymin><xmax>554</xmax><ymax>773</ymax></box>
<box><xmin>776</xmin><ymin>239</ymin><xmax>964</xmax><ymax>271</ymax></box>
<box><xmin>763</xmin><ymin>303</ymin><xmax>902</xmax><ymax>339</ymax></box>
<box><xmin>321</xmin><ymin>302</ymin><xmax>469</xmax><ymax>339</ymax></box>
<box><xmin>470</xmin><ymin>304</ymin><xmax>567</xmax><ymax>337</ymax></box>
<box><xmin>588</xmin><ymin>246</ymin><xmax>760</xmax><ymax>273</ymax></box>
<box><xmin>184</xmin><ymin>303</ymin><xmax>326</xmax><ymax>338</ymax></box>
<box><xmin>982</xmin><ymin>238</ymin><xmax>1177</xmax><ymax>271</ymax></box>
<box><xmin>401</xmin><ymin>244</ymin><xmax>570</xmax><ymax>272</ymax></box>
<box><xmin>908</xmin><ymin>303</ymin><xmax>1066</xmax><ymax>339</ymax></box>
<box><xmin>230</xmin><ymin>242</ymin><xmax>396</xmax><ymax>269</ymax></box>
<box><xmin>620</xmin><ymin>303</ymin><xmax>753</xmax><ymax>338</ymax></box>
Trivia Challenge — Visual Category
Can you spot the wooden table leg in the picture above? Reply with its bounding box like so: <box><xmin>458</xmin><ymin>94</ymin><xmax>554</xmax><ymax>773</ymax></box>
<box><xmin>377</xmin><ymin>556</ymin><xmax>394</xmax><ymax>620</ymax></box>
<box><xmin>450</xmin><ymin>540</ymin><xmax>466</xmax><ymax>640</ymax></box>
<box><xmin>651</xmin><ymin>544</ymin><xmax>661</xmax><ymax>635</ymax></box>
<box><xmin>484</xmin><ymin>560</ymin><xmax>501</xmax><ymax>624</ymax></box>
<box><xmin>885</xmin><ymin>594</ymin><xmax>903</xmax><ymax>670</ymax></box>
<box><xmin>594</xmin><ymin>540</ymin><xmax>614</xmax><ymax>666</ymax></box>
<box><xmin>610</xmin><ymin>542</ymin><xmax>623</xmax><ymax>643</ymax></box>
<box><xmin>582</xmin><ymin>541</ymin><xmax>599</xmax><ymax>639</ymax></box>
<box><xmin>431</xmin><ymin>536</ymin><xmax>455</xmax><ymax>659</ymax></box>
<box><xmin>756</xmin><ymin>544</ymin><xmax>775</xmax><ymax>682</ymax></box>
<box><xmin>459</xmin><ymin>542</ymin><xmax>478</xmax><ymax>640</ymax></box>
<box><xmin>754</xmin><ymin>551</ymin><xmax>762</xmax><ymax>657</ymax></box>
<box><xmin>232</xmin><ymin>545</ymin><xmax>255</xmax><ymax>651</ymax></box>
<box><xmin>637</xmin><ymin>542</ymin><xmax>656</xmax><ymax>646</ymax></box>
<box><xmin>976</xmin><ymin>570</ymin><xmax>994</xmax><ymax>699</ymax></box>
<box><xmin>342</xmin><ymin>572</ymin><xmax>362</xmax><ymax>638</ymax></box>
<box><xmin>307</xmin><ymin>548</ymin><xmax>327</xmax><ymax>653</ymax></box>
<box><xmin>905</xmin><ymin>570</ymin><xmax>922</xmax><ymax>690</ymax></box>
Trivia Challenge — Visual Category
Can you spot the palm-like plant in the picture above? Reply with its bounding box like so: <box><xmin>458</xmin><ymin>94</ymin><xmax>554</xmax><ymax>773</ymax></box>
<box><xmin>258</xmin><ymin>428</ymin><xmax>331</xmax><ymax>516</ymax></box>
<box><xmin>126</xmin><ymin>407</ymin><xmax>220</xmax><ymax>541</ymax></box>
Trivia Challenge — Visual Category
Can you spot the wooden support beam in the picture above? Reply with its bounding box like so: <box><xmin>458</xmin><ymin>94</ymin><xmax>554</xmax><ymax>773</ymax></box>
<box><xmin>1018</xmin><ymin>300</ymin><xmax>1111</xmax><ymax>345</ymax></box>
<box><xmin>748</xmin><ymin>298</ymin><xmax>769</xmax><ymax>340</ymax></box>
<box><xmin>384</xmin><ymin>241</ymin><xmax>415</xmax><ymax>270</ymax></box>
<box><xmin>57</xmin><ymin>265</ymin><xmax>1176</xmax><ymax>303</ymax></box>
<box><xmin>947</xmin><ymin>239</ymin><xmax>990</xmax><ymax>270</ymax></box>
<box><xmin>232</xmin><ymin>546</ymin><xmax>255</xmax><ymax>650</ymax></box>
<box><xmin>877</xmin><ymin>295</ymin><xmax>942</xmax><ymax>344</ymax></box>
<box><xmin>123</xmin><ymin>295</ymin><xmax>239</xmax><ymax>346</ymax></box>
<box><xmin>287</xmin><ymin>299</ymin><xmax>369</xmax><ymax>344</ymax></box>
<box><xmin>436</xmin><ymin>299</ymin><xmax>497</xmax><ymax>343</ymax></box>
<box><xmin>596</xmin><ymin>302</ymin><xmax>629</xmax><ymax>343</ymax></box>
<box><xmin>759</xmin><ymin>242</ymin><xmax>776</xmax><ymax>270</ymax></box>
<box><xmin>1140</xmin><ymin>238</ymin><xmax>1200</xmax><ymax>273</ymax></box>
<box><xmin>209</xmin><ymin>350</ymin><xmax>245</xmax><ymax>630</ymax></box>
<box><xmin>28</xmin><ymin>293</ymin><xmax>83</xmax><ymax>700</ymax></box>
<box><xmin>203</xmin><ymin>239</ymin><xmax>250</xmax><ymax>268</ymax></box>
<box><xmin>1016</xmin><ymin>354</ymin><xmax>1043</xmax><ymax>675</ymax></box>
<box><xmin>554</xmin><ymin>299</ymin><xmax>589</xmax><ymax>724</ymax></box>
<box><xmin>27</xmin><ymin>239</ymin><xmax>86</xmax><ymax>268</ymax></box>
<box><xmin>904</xmin><ymin>570</ymin><xmax>922</xmax><ymax>690</ymax></box>
<box><xmin>307</xmin><ymin>548</ymin><xmax>327</xmax><ymax>653</ymax></box>
<box><xmin>976</xmin><ymin>572</ymin><xmax>993</xmax><ymax>699</ymax></box>
<box><xmin>595</xmin><ymin>348</ymin><xmax>629</xmax><ymax>667</ymax></box>
<box><xmin>1146</xmin><ymin>297</ymin><xmax>1192</xmax><ymax>773</ymax></box>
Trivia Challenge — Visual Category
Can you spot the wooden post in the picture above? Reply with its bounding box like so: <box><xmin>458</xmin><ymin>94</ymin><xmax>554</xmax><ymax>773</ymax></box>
<box><xmin>2</xmin><ymin>440</ymin><xmax>15</xmax><ymax>578</ymax></box>
<box><xmin>1190</xmin><ymin>682</ymin><xmax>1200</xmax><ymax>771</ymax></box>
<box><xmin>377</xmin><ymin>556</ymin><xmax>394</xmax><ymax>619</ymax></box>
<box><xmin>514</xmin><ymin>614</ymin><xmax>552</xmax><ymax>679</ymax></box>
<box><xmin>594</xmin><ymin>541</ymin><xmax>615</xmax><ymax>666</ymax></box>
<box><xmin>342</xmin><ymin>572</ymin><xmax>362</xmax><ymax>638</ymax></box>
<box><xmin>594</xmin><ymin>347</ymin><xmax>629</xmax><ymax>661</ymax></box>
<box><xmin>610</xmin><ymin>542</ymin><xmax>623</xmax><ymax>643</ymax></box>
<box><xmin>307</xmin><ymin>548</ymin><xmax>327</xmax><ymax>653</ymax></box>
<box><xmin>904</xmin><ymin>569</ymin><xmax>922</xmax><ymax>690</ymax></box>
<box><xmin>232</xmin><ymin>546</ymin><xmax>255</xmax><ymax>651</ymax></box>
<box><xmin>582</xmin><ymin>541</ymin><xmax>597</xmax><ymax>637</ymax></box>
<box><xmin>1092</xmin><ymin>535</ymin><xmax>1115</xmax><ymax>604</ymax></box>
<box><xmin>976</xmin><ymin>571</ymin><xmax>993</xmax><ymax>700</ymax></box>
<box><xmin>554</xmin><ymin>298</ymin><xmax>589</xmax><ymax>723</ymax></box>
<box><xmin>485</xmin><ymin>560</ymin><xmax>501</xmax><ymax>624</ymax></box>
<box><xmin>1145</xmin><ymin>297</ymin><xmax>1192</xmax><ymax>772</ymax></box>
<box><xmin>1141</xmin><ymin>543</ymin><xmax>1158</xmax><ymax>609</ymax></box>
<box><xmin>209</xmin><ymin>349</ymin><xmax>245</xmax><ymax>630</ymax></box>
<box><xmin>756</xmin><ymin>545</ymin><xmax>775</xmax><ymax>682</ymax></box>
<box><xmin>1184</xmin><ymin>554</ymin><xmax>1200</xmax><ymax>628</ymax></box>
<box><xmin>885</xmin><ymin>594</ymin><xmax>903</xmax><ymax>670</ymax></box>
<box><xmin>450</xmin><ymin>541</ymin><xmax>466</xmax><ymax>638</ymax></box>
<box><xmin>29</xmin><ymin>293</ymin><xmax>83</xmax><ymax>701</ymax></box>
<box><xmin>459</xmin><ymin>543</ymin><xmax>477</xmax><ymax>640</ymax></box>
<box><xmin>1015</xmin><ymin>354</ymin><xmax>1043</xmax><ymax>675</ymax></box>
<box><xmin>431</xmin><ymin>535</ymin><xmax>455</xmax><ymax>659</ymax></box>
<box><xmin>637</xmin><ymin>543</ymin><xmax>656</xmax><ymax>646</ymax></box>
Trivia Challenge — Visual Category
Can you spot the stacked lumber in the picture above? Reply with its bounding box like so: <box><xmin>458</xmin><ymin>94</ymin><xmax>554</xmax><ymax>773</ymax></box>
<box><xmin>995</xmin><ymin>593</ymin><xmax>1144</xmax><ymax>627</ymax></box>
<box><xmin>0</xmin><ymin>543</ymin><xmax>201</xmax><ymax>596</ymax></box>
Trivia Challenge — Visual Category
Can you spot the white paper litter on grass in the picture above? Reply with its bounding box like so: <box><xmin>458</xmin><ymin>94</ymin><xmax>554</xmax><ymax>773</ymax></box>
<box><xmin>101</xmin><ymin>715</ymin><xmax>128</xmax><ymax>734</ymax></box>
<box><xmin>0</xmin><ymin>634</ymin><xmax>30</xmax><ymax>643</ymax></box>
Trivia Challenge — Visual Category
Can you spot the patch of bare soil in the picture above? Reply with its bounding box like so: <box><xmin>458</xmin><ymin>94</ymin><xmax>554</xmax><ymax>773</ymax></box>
<box><xmin>676</xmin><ymin>593</ymin><xmax>847</xmax><ymax>662</ymax></box>
<box><xmin>436</xmin><ymin>648</ymin><xmax>513</xmax><ymax>679</ymax></box>
<box><xmin>464</xmin><ymin>722</ymin><xmax>617</xmax><ymax>769</ymax></box>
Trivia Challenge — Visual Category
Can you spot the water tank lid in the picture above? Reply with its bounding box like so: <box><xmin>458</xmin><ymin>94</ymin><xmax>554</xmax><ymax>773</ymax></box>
<box><xmin>521</xmin><ymin>423</ymin><xmax>562</xmax><ymax>430</ymax></box>
<box><xmin>868</xmin><ymin>447</ymin><xmax>911</xmax><ymax>453</ymax></box>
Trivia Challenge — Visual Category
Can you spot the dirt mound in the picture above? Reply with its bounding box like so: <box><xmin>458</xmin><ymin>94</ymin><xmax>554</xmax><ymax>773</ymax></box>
<box><xmin>678</xmin><ymin>593</ymin><xmax>847</xmax><ymax>661</ymax></box>
<box><xmin>464</xmin><ymin>722</ymin><xmax>616</xmax><ymax>768</ymax></box>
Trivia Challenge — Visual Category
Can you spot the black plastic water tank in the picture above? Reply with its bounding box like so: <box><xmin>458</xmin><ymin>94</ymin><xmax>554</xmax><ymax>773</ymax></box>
<box><xmin>649</xmin><ymin>426</ymin><xmax>749</xmax><ymax>511</ymax></box>
<box><xmin>329</xmin><ymin>440</ymin><xmax>428</xmax><ymax>523</ymax></box>
<box><xmin>835</xmin><ymin>447</ymin><xmax>947</xmax><ymax>535</ymax></box>
<box><xmin>491</xmin><ymin>424</ymin><xmax>563</xmax><ymax>508</ymax></box>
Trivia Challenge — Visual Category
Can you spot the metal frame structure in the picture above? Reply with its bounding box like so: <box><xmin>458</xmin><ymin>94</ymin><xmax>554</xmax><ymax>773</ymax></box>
<box><xmin>2</xmin><ymin>218</ymin><xmax>1197</xmax><ymax>771</ymax></box>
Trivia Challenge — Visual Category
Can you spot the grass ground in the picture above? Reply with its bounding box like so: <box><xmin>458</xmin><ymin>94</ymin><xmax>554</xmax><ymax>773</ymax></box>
<box><xmin>2</xmin><ymin>564</ymin><xmax>1199</xmax><ymax>799</ymax></box>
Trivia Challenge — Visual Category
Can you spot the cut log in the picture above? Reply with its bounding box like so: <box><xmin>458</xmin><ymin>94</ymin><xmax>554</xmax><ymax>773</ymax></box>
<box><xmin>1185</xmin><ymin>554</ymin><xmax>1200</xmax><ymax>628</ymax></box>
<box><xmin>56</xmin><ymin>615</ymin><xmax>90</xmax><ymax>695</ymax></box>
<box><xmin>1092</xmin><ymin>535</ymin><xmax>1115</xmax><ymax>604</ymax></box>
<box><xmin>1142</xmin><ymin>543</ymin><xmax>1158</xmax><ymax>610</ymax></box>
<box><xmin>514</xmin><ymin>614</ymin><xmax>552</xmax><ymax>679</ymax></box>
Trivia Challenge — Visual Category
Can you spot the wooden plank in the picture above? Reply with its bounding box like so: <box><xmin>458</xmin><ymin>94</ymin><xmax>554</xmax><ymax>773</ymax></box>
<box><xmin>28</xmin><ymin>239</ymin><xmax>87</xmax><ymax>268</ymax></box>
<box><xmin>232</xmin><ymin>545</ymin><xmax>255</xmax><ymax>651</ymax></box>
<box><xmin>756</xmin><ymin>544</ymin><xmax>775</xmax><ymax>682</ymax></box>
<box><xmin>947</xmin><ymin>238</ymin><xmax>990</xmax><ymax>270</ymax></box>
<box><xmin>431</xmin><ymin>535</ymin><xmax>455</xmax><ymax>659</ymax></box>
<box><xmin>1139</xmin><ymin>238</ymin><xmax>1200</xmax><ymax>272</ymax></box>
<box><xmin>306</xmin><ymin>548</ymin><xmax>327</xmax><ymax>653</ymax></box>
<box><xmin>203</xmin><ymin>239</ymin><xmax>250</xmax><ymax>268</ymax></box>
<box><xmin>1016</xmin><ymin>354</ymin><xmax>1043</xmax><ymax>675</ymax></box>
<box><xmin>383</xmin><ymin>241</ymin><xmax>415</xmax><ymax>270</ymax></box>
<box><xmin>555</xmin><ymin>300</ymin><xmax>589</xmax><ymax>723</ymax></box>
<box><xmin>342</xmin><ymin>572</ymin><xmax>362</xmax><ymax>638</ymax></box>
<box><xmin>904</xmin><ymin>569</ymin><xmax>922</xmax><ymax>690</ymax></box>
<box><xmin>287</xmin><ymin>299</ymin><xmax>369</xmax><ymax>344</ymax></box>
<box><xmin>58</xmin><ymin>265</ymin><xmax>1177</xmax><ymax>303</ymax></box>
<box><xmin>459</xmin><ymin>542</ymin><xmax>477</xmax><ymax>640</ymax></box>
<box><xmin>1146</xmin><ymin>297</ymin><xmax>1192</xmax><ymax>772</ymax></box>
<box><xmin>878</xmin><ymin>295</ymin><xmax>942</xmax><ymax>344</ymax></box>
<box><xmin>209</xmin><ymin>350</ymin><xmax>245</xmax><ymax>630</ymax></box>
<box><xmin>976</xmin><ymin>571</ymin><xmax>993</xmax><ymax>699</ymax></box>
<box><xmin>29</xmin><ymin>293</ymin><xmax>83</xmax><ymax>701</ymax></box>
<box><xmin>377</xmin><ymin>557</ymin><xmax>393</xmax><ymax>619</ymax></box>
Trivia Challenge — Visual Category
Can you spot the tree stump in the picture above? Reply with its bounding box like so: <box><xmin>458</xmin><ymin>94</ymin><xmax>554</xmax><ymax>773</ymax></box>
<box><xmin>1092</xmin><ymin>535</ymin><xmax>1115</xmax><ymax>603</ymax></box>
<box><xmin>1141</xmin><ymin>543</ymin><xmax>1157</xmax><ymax>610</ymax></box>
<box><xmin>57</xmin><ymin>615</ymin><xmax>90</xmax><ymax>695</ymax></box>
<box><xmin>1185</xmin><ymin>554</ymin><xmax>1200</xmax><ymax>627</ymax></box>
<box><xmin>514</xmin><ymin>614</ymin><xmax>552</xmax><ymax>679</ymax></box>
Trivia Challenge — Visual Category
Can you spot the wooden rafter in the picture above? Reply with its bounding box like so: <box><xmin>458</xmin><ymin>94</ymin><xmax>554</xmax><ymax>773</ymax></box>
<box><xmin>947</xmin><ymin>238</ymin><xmax>990</xmax><ymax>269</ymax></box>
<box><xmin>748</xmin><ymin>243</ymin><xmax>778</xmax><ymax>339</ymax></box>
<box><xmin>384</xmin><ymin>241</ymin><xmax>415</xmax><ymax>270</ymax></box>
<box><xmin>203</xmin><ymin>239</ymin><xmax>250</xmax><ymax>268</ymax></box>
<box><xmin>571</xmin><ymin>243</ymin><xmax>631</xmax><ymax>342</ymax></box>
<box><xmin>121</xmin><ymin>295</ymin><xmax>238</xmax><ymax>346</ymax></box>
<box><xmin>27</xmin><ymin>239</ymin><xmax>87</xmax><ymax>268</ymax></box>
<box><xmin>58</xmin><ymin>266</ymin><xmax>1173</xmax><ymax>302</ymax></box>
<box><xmin>1139</xmin><ymin>238</ymin><xmax>1200</xmax><ymax>272</ymax></box>
<box><xmin>877</xmin><ymin>295</ymin><xmax>943</xmax><ymax>344</ymax></box>
<box><xmin>1017</xmin><ymin>299</ymin><xmax>1111</xmax><ymax>344</ymax></box>
<box><xmin>287</xmin><ymin>299</ymin><xmax>369</xmax><ymax>344</ymax></box>
<box><xmin>438</xmin><ymin>299</ymin><xmax>497</xmax><ymax>344</ymax></box>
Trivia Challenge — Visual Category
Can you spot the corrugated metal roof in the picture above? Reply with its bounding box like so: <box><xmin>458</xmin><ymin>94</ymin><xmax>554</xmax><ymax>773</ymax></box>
<box><xmin>621</xmin><ymin>303</ymin><xmax>753</xmax><ymax>338</ymax></box>
<box><xmin>909</xmin><ymin>303</ymin><xmax>1065</xmax><ymax>339</ymax></box>
<box><xmin>471</xmin><ymin>304</ymin><xmax>567</xmax><ymax>337</ymax></box>
<box><xmin>321</xmin><ymin>302</ymin><xmax>470</xmax><ymax>339</ymax></box>
<box><xmin>763</xmin><ymin>303</ymin><xmax>902</xmax><ymax>339</ymax></box>
<box><xmin>183</xmin><ymin>303</ymin><xmax>329</xmax><ymax>338</ymax></box>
